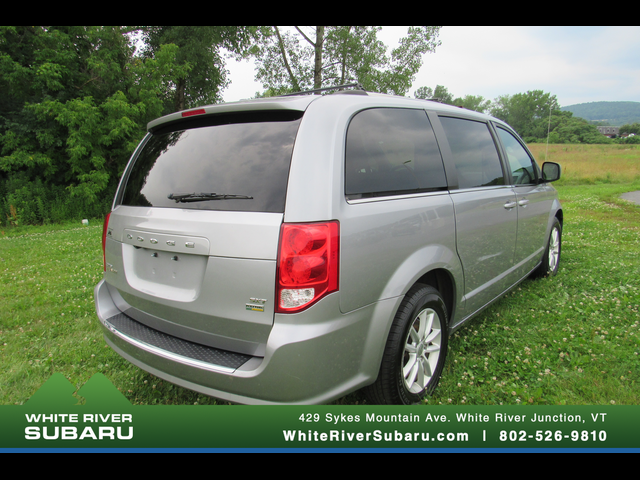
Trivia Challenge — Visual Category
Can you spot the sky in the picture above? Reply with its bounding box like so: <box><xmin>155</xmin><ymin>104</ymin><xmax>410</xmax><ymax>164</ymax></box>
<box><xmin>222</xmin><ymin>26</ymin><xmax>640</xmax><ymax>108</ymax></box>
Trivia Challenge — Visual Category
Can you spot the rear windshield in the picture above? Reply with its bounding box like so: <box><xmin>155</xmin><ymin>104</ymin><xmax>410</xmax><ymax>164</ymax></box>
<box><xmin>119</xmin><ymin>111</ymin><xmax>303</xmax><ymax>213</ymax></box>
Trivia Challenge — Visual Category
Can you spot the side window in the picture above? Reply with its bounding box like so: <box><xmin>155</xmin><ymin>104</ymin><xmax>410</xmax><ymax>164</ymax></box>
<box><xmin>496</xmin><ymin>126</ymin><xmax>539</xmax><ymax>185</ymax></box>
<box><xmin>345</xmin><ymin>108</ymin><xmax>447</xmax><ymax>199</ymax></box>
<box><xmin>439</xmin><ymin>116</ymin><xmax>505</xmax><ymax>189</ymax></box>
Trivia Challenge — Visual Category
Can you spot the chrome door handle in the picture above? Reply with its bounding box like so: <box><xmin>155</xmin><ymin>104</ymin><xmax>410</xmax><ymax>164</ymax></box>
<box><xmin>504</xmin><ymin>201</ymin><xmax>516</xmax><ymax>210</ymax></box>
<box><xmin>518</xmin><ymin>199</ymin><xmax>529</xmax><ymax>207</ymax></box>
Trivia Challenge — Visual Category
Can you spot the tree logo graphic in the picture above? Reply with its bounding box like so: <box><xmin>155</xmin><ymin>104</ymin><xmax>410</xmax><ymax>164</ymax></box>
<box><xmin>19</xmin><ymin>373</ymin><xmax>135</xmax><ymax>444</ymax></box>
<box><xmin>26</xmin><ymin>373</ymin><xmax>131</xmax><ymax>408</ymax></box>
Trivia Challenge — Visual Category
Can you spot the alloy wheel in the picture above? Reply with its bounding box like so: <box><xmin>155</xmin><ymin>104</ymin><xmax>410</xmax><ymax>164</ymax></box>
<box><xmin>402</xmin><ymin>307</ymin><xmax>442</xmax><ymax>393</ymax></box>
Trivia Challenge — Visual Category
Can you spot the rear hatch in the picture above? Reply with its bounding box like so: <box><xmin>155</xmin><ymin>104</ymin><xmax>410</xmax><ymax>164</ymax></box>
<box><xmin>102</xmin><ymin>107</ymin><xmax>305</xmax><ymax>357</ymax></box>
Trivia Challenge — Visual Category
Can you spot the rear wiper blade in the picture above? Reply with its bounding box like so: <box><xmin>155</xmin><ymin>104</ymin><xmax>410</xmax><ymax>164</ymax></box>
<box><xmin>168</xmin><ymin>192</ymin><xmax>253</xmax><ymax>203</ymax></box>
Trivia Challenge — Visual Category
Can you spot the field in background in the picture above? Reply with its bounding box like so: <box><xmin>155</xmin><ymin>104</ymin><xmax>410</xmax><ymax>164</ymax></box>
<box><xmin>1</xmin><ymin>144</ymin><xmax>639</xmax><ymax>406</ymax></box>
<box><xmin>528</xmin><ymin>143</ymin><xmax>640</xmax><ymax>185</ymax></box>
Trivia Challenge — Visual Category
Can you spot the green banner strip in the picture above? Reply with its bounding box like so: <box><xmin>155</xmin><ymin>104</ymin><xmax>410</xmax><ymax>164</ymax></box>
<box><xmin>2</xmin><ymin>374</ymin><xmax>637</xmax><ymax>451</ymax></box>
<box><xmin>2</xmin><ymin>405</ymin><xmax>638</xmax><ymax>450</ymax></box>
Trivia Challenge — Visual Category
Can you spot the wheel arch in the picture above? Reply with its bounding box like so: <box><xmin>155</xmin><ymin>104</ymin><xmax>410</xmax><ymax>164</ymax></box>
<box><xmin>377</xmin><ymin>243</ymin><xmax>462</xmax><ymax>322</ymax></box>
<box><xmin>414</xmin><ymin>268</ymin><xmax>456</xmax><ymax>328</ymax></box>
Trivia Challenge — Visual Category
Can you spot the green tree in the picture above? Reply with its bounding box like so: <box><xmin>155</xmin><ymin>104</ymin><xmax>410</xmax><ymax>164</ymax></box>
<box><xmin>620</xmin><ymin>122</ymin><xmax>640</xmax><ymax>135</ymax></box>
<box><xmin>0</xmin><ymin>26</ymin><xmax>190</xmax><ymax>224</ymax></box>
<box><xmin>520</xmin><ymin>110</ymin><xmax>609</xmax><ymax>144</ymax></box>
<box><xmin>414</xmin><ymin>84</ymin><xmax>454</xmax><ymax>103</ymax></box>
<box><xmin>413</xmin><ymin>85</ymin><xmax>490</xmax><ymax>113</ymax></box>
<box><xmin>139</xmin><ymin>26</ymin><xmax>262</xmax><ymax>113</ymax></box>
<box><xmin>490</xmin><ymin>90</ymin><xmax>559</xmax><ymax>138</ymax></box>
<box><xmin>452</xmin><ymin>95</ymin><xmax>491</xmax><ymax>113</ymax></box>
<box><xmin>617</xmin><ymin>134</ymin><xmax>640</xmax><ymax>144</ymax></box>
<box><xmin>431</xmin><ymin>85</ymin><xmax>454</xmax><ymax>104</ymax></box>
<box><xmin>413</xmin><ymin>85</ymin><xmax>434</xmax><ymax>100</ymax></box>
<box><xmin>255</xmin><ymin>26</ymin><xmax>441</xmax><ymax>96</ymax></box>
<box><xmin>547</xmin><ymin>111</ymin><xmax>610</xmax><ymax>144</ymax></box>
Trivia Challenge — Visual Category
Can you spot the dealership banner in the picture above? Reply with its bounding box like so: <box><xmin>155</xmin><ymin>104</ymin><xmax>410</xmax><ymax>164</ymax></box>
<box><xmin>1</xmin><ymin>374</ymin><xmax>638</xmax><ymax>452</ymax></box>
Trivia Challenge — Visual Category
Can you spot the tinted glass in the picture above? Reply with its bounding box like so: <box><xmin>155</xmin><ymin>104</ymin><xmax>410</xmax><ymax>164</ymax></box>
<box><xmin>496</xmin><ymin>126</ymin><xmax>539</xmax><ymax>185</ymax></box>
<box><xmin>120</xmin><ymin>113</ymin><xmax>302</xmax><ymax>213</ymax></box>
<box><xmin>439</xmin><ymin>117</ymin><xmax>504</xmax><ymax>189</ymax></box>
<box><xmin>345</xmin><ymin>108</ymin><xmax>447</xmax><ymax>199</ymax></box>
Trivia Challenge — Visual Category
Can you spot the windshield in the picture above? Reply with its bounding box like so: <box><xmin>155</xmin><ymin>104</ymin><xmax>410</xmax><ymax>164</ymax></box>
<box><xmin>119</xmin><ymin>111</ymin><xmax>303</xmax><ymax>213</ymax></box>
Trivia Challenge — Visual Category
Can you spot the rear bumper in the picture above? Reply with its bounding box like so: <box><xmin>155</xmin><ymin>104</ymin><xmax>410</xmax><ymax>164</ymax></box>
<box><xmin>94</xmin><ymin>279</ymin><xmax>398</xmax><ymax>404</ymax></box>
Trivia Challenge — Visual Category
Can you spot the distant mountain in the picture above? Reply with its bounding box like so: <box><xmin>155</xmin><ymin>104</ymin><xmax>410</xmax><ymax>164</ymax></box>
<box><xmin>561</xmin><ymin>101</ymin><xmax>640</xmax><ymax>126</ymax></box>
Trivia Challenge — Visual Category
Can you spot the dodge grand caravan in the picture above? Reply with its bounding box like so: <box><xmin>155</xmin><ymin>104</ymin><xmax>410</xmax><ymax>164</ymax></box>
<box><xmin>94</xmin><ymin>84</ymin><xmax>562</xmax><ymax>405</ymax></box>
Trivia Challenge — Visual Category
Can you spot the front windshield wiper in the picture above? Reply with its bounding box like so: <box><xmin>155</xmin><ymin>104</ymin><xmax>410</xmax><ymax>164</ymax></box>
<box><xmin>168</xmin><ymin>192</ymin><xmax>253</xmax><ymax>203</ymax></box>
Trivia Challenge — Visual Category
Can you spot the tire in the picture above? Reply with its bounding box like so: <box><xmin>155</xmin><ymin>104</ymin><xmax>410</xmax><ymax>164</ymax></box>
<box><xmin>534</xmin><ymin>217</ymin><xmax>562</xmax><ymax>278</ymax></box>
<box><xmin>365</xmin><ymin>284</ymin><xmax>448</xmax><ymax>405</ymax></box>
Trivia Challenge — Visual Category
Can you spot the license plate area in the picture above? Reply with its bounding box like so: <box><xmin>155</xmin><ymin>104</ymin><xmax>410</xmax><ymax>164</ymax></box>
<box><xmin>122</xmin><ymin>244</ymin><xmax>207</xmax><ymax>302</ymax></box>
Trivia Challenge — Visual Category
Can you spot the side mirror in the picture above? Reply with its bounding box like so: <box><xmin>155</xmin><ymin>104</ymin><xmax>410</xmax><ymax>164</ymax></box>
<box><xmin>542</xmin><ymin>162</ymin><xmax>561</xmax><ymax>182</ymax></box>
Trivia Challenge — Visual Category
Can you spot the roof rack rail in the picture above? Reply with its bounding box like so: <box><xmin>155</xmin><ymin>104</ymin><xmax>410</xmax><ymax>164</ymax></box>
<box><xmin>279</xmin><ymin>83</ymin><xmax>366</xmax><ymax>97</ymax></box>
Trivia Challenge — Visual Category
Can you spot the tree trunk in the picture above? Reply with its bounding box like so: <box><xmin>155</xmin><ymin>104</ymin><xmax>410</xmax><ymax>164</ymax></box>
<box><xmin>275</xmin><ymin>26</ymin><xmax>300</xmax><ymax>92</ymax></box>
<box><xmin>175</xmin><ymin>77</ymin><xmax>186</xmax><ymax>112</ymax></box>
<box><xmin>313</xmin><ymin>26</ymin><xmax>324</xmax><ymax>90</ymax></box>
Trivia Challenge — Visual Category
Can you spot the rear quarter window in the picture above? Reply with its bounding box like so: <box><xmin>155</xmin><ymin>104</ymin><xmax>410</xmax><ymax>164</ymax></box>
<box><xmin>345</xmin><ymin>108</ymin><xmax>447</xmax><ymax>199</ymax></box>
<box><xmin>119</xmin><ymin>111</ymin><xmax>302</xmax><ymax>213</ymax></box>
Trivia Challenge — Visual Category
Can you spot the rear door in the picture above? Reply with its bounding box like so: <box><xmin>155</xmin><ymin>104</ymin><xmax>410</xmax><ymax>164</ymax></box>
<box><xmin>103</xmin><ymin>110</ymin><xmax>303</xmax><ymax>356</ymax></box>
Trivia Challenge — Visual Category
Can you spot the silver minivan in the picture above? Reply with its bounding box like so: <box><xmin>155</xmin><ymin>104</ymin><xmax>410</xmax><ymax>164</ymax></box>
<box><xmin>94</xmin><ymin>85</ymin><xmax>562</xmax><ymax>405</ymax></box>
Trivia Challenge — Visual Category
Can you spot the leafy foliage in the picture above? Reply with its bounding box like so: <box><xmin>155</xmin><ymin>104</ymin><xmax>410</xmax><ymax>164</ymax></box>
<box><xmin>503</xmin><ymin>103</ymin><xmax>612</xmax><ymax>145</ymax></box>
<box><xmin>0</xmin><ymin>26</ymin><xmax>251</xmax><ymax>226</ymax></box>
<box><xmin>619</xmin><ymin>122</ymin><xmax>640</xmax><ymax>138</ymax></box>
<box><xmin>414</xmin><ymin>85</ymin><xmax>612</xmax><ymax>144</ymax></box>
<box><xmin>414</xmin><ymin>85</ymin><xmax>491</xmax><ymax>113</ymax></box>
<box><xmin>255</xmin><ymin>26</ymin><xmax>441</xmax><ymax>96</ymax></box>
<box><xmin>490</xmin><ymin>90</ymin><xmax>559</xmax><ymax>138</ymax></box>
<box><xmin>1</xmin><ymin>26</ymin><xmax>636</xmax><ymax>228</ymax></box>
<box><xmin>139</xmin><ymin>26</ymin><xmax>263</xmax><ymax>113</ymax></box>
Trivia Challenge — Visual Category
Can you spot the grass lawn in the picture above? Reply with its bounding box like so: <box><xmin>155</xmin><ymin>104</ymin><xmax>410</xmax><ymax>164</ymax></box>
<box><xmin>1</xmin><ymin>145</ymin><xmax>639</xmax><ymax>406</ymax></box>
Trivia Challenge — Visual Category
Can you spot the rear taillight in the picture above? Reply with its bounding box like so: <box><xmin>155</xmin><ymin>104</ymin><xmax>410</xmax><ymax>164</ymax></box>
<box><xmin>276</xmin><ymin>222</ymin><xmax>339</xmax><ymax>313</ymax></box>
<box><xmin>102</xmin><ymin>212</ymin><xmax>111</xmax><ymax>271</ymax></box>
